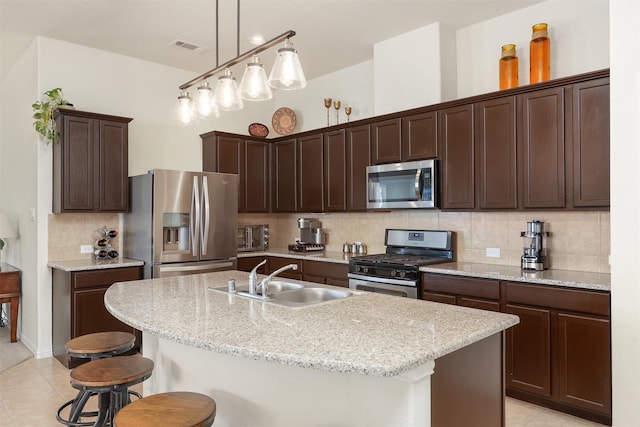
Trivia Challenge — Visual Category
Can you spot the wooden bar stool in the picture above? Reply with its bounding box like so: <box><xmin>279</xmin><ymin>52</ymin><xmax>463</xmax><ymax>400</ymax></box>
<box><xmin>66</xmin><ymin>331</ymin><xmax>135</xmax><ymax>360</ymax></box>
<box><xmin>57</xmin><ymin>355</ymin><xmax>154</xmax><ymax>427</ymax></box>
<box><xmin>56</xmin><ymin>332</ymin><xmax>137</xmax><ymax>425</ymax></box>
<box><xmin>113</xmin><ymin>392</ymin><xmax>216</xmax><ymax>427</ymax></box>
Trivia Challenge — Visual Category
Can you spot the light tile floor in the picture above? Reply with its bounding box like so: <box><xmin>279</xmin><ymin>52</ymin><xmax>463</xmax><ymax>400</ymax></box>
<box><xmin>1</xmin><ymin>356</ymin><xmax>607</xmax><ymax>426</ymax></box>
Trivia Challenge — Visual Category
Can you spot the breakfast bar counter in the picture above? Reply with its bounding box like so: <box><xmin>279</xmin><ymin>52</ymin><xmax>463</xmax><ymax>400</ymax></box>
<box><xmin>105</xmin><ymin>270</ymin><xmax>519</xmax><ymax>426</ymax></box>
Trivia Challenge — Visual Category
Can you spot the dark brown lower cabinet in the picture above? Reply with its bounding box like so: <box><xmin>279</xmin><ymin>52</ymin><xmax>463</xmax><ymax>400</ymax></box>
<box><xmin>266</xmin><ymin>257</ymin><xmax>303</xmax><ymax>280</ymax></box>
<box><xmin>237</xmin><ymin>256</ymin><xmax>268</xmax><ymax>274</ymax></box>
<box><xmin>421</xmin><ymin>273</ymin><xmax>611</xmax><ymax>425</ymax></box>
<box><xmin>52</xmin><ymin>266</ymin><xmax>143</xmax><ymax>368</ymax></box>
<box><xmin>504</xmin><ymin>281</ymin><xmax>611</xmax><ymax>425</ymax></box>
<box><xmin>302</xmin><ymin>260</ymin><xmax>349</xmax><ymax>287</ymax></box>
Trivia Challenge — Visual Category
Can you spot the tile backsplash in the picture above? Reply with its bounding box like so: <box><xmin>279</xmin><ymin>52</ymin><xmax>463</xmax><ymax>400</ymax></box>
<box><xmin>48</xmin><ymin>210</ymin><xmax>610</xmax><ymax>274</ymax></box>
<box><xmin>240</xmin><ymin>210</ymin><xmax>611</xmax><ymax>274</ymax></box>
<box><xmin>48</xmin><ymin>213</ymin><xmax>121</xmax><ymax>261</ymax></box>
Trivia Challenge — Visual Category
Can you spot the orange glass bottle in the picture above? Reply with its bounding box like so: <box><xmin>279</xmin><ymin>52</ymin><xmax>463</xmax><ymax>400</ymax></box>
<box><xmin>530</xmin><ymin>23</ymin><xmax>550</xmax><ymax>83</ymax></box>
<box><xmin>499</xmin><ymin>44</ymin><xmax>519</xmax><ymax>90</ymax></box>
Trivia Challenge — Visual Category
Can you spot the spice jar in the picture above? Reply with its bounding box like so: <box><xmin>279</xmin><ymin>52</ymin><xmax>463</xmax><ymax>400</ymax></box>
<box><xmin>530</xmin><ymin>23</ymin><xmax>550</xmax><ymax>84</ymax></box>
<box><xmin>499</xmin><ymin>44</ymin><xmax>519</xmax><ymax>90</ymax></box>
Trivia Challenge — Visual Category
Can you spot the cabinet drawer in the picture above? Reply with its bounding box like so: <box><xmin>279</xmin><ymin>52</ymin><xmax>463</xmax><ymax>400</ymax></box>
<box><xmin>0</xmin><ymin>271</ymin><xmax>20</xmax><ymax>294</ymax></box>
<box><xmin>73</xmin><ymin>266</ymin><xmax>143</xmax><ymax>289</ymax></box>
<box><xmin>505</xmin><ymin>282</ymin><xmax>610</xmax><ymax>316</ymax></box>
<box><xmin>303</xmin><ymin>260</ymin><xmax>348</xmax><ymax>280</ymax></box>
<box><xmin>422</xmin><ymin>273</ymin><xmax>500</xmax><ymax>300</ymax></box>
<box><xmin>423</xmin><ymin>292</ymin><xmax>457</xmax><ymax>305</ymax></box>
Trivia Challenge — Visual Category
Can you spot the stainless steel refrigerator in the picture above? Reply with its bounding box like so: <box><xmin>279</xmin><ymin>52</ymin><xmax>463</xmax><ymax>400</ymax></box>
<box><xmin>124</xmin><ymin>169</ymin><xmax>238</xmax><ymax>278</ymax></box>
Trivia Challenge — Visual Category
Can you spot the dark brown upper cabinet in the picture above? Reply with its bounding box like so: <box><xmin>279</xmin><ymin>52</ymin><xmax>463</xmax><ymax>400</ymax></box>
<box><xmin>346</xmin><ymin>125</ymin><xmax>371</xmax><ymax>211</ymax></box>
<box><xmin>439</xmin><ymin>104</ymin><xmax>475</xmax><ymax>209</ymax></box>
<box><xmin>569</xmin><ymin>77</ymin><xmax>610</xmax><ymax>207</ymax></box>
<box><xmin>518</xmin><ymin>87</ymin><xmax>566</xmax><ymax>208</ymax></box>
<box><xmin>53</xmin><ymin>109</ymin><xmax>132</xmax><ymax>213</ymax></box>
<box><xmin>475</xmin><ymin>97</ymin><xmax>518</xmax><ymax>209</ymax></box>
<box><xmin>272</xmin><ymin>138</ymin><xmax>297</xmax><ymax>212</ymax></box>
<box><xmin>298</xmin><ymin>133</ymin><xmax>324</xmax><ymax>212</ymax></box>
<box><xmin>324</xmin><ymin>129</ymin><xmax>347</xmax><ymax>211</ymax></box>
<box><xmin>371</xmin><ymin>118</ymin><xmax>402</xmax><ymax>165</ymax></box>
<box><xmin>402</xmin><ymin>111</ymin><xmax>438</xmax><ymax>161</ymax></box>
<box><xmin>201</xmin><ymin>133</ymin><xmax>270</xmax><ymax>213</ymax></box>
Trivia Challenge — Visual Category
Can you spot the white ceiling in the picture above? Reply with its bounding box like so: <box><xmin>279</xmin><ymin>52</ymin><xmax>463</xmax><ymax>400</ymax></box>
<box><xmin>0</xmin><ymin>0</ymin><xmax>543</xmax><ymax>82</ymax></box>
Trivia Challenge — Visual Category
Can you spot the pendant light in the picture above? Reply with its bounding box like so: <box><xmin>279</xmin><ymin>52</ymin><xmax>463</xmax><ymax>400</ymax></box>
<box><xmin>172</xmin><ymin>90</ymin><xmax>195</xmax><ymax>125</ymax></box>
<box><xmin>268</xmin><ymin>39</ymin><xmax>306</xmax><ymax>90</ymax></box>
<box><xmin>196</xmin><ymin>80</ymin><xmax>219</xmax><ymax>118</ymax></box>
<box><xmin>213</xmin><ymin>68</ymin><xmax>244</xmax><ymax>111</ymax></box>
<box><xmin>239</xmin><ymin>55</ymin><xmax>273</xmax><ymax>101</ymax></box>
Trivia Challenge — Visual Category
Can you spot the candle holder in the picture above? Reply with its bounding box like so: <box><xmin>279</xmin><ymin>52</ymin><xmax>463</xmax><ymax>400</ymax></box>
<box><xmin>345</xmin><ymin>106</ymin><xmax>352</xmax><ymax>123</ymax></box>
<box><xmin>323</xmin><ymin>98</ymin><xmax>332</xmax><ymax>126</ymax></box>
<box><xmin>334</xmin><ymin>100</ymin><xmax>341</xmax><ymax>124</ymax></box>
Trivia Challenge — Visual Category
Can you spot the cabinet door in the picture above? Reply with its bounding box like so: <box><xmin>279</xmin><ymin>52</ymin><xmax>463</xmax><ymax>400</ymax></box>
<box><xmin>298</xmin><ymin>134</ymin><xmax>324</xmax><ymax>212</ymax></box>
<box><xmin>519</xmin><ymin>87</ymin><xmax>565</xmax><ymax>208</ymax></box>
<box><xmin>557</xmin><ymin>312</ymin><xmax>611</xmax><ymax>415</ymax></box>
<box><xmin>237</xmin><ymin>257</ymin><xmax>268</xmax><ymax>274</ymax></box>
<box><xmin>371</xmin><ymin>118</ymin><xmax>402</xmax><ymax>165</ymax></box>
<box><xmin>99</xmin><ymin>120</ymin><xmax>129</xmax><ymax>211</ymax></box>
<box><xmin>505</xmin><ymin>303</ymin><xmax>552</xmax><ymax>397</ymax></box>
<box><xmin>216</xmin><ymin>136</ymin><xmax>245</xmax><ymax>212</ymax></box>
<box><xmin>571</xmin><ymin>78</ymin><xmax>610</xmax><ymax>207</ymax></box>
<box><xmin>324</xmin><ymin>130</ymin><xmax>346</xmax><ymax>211</ymax></box>
<box><xmin>245</xmin><ymin>140</ymin><xmax>270</xmax><ymax>212</ymax></box>
<box><xmin>346</xmin><ymin>125</ymin><xmax>371</xmax><ymax>211</ymax></box>
<box><xmin>439</xmin><ymin>104</ymin><xmax>475</xmax><ymax>209</ymax></box>
<box><xmin>402</xmin><ymin>111</ymin><xmax>437</xmax><ymax>160</ymax></box>
<box><xmin>267</xmin><ymin>257</ymin><xmax>303</xmax><ymax>280</ymax></box>
<box><xmin>272</xmin><ymin>139</ymin><xmax>297</xmax><ymax>212</ymax></box>
<box><xmin>475</xmin><ymin>97</ymin><xmax>517</xmax><ymax>209</ymax></box>
<box><xmin>62</xmin><ymin>115</ymin><xmax>95</xmax><ymax>210</ymax></box>
<box><xmin>73</xmin><ymin>287</ymin><xmax>136</xmax><ymax>337</ymax></box>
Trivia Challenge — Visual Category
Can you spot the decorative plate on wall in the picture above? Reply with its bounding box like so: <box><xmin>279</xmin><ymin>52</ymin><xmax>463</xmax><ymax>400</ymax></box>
<box><xmin>272</xmin><ymin>107</ymin><xmax>297</xmax><ymax>135</ymax></box>
<box><xmin>248</xmin><ymin>123</ymin><xmax>269</xmax><ymax>138</ymax></box>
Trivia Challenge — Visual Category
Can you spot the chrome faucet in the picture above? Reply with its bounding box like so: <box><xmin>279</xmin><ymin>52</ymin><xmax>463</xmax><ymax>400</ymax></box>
<box><xmin>258</xmin><ymin>264</ymin><xmax>298</xmax><ymax>299</ymax></box>
<box><xmin>248</xmin><ymin>259</ymin><xmax>267</xmax><ymax>296</ymax></box>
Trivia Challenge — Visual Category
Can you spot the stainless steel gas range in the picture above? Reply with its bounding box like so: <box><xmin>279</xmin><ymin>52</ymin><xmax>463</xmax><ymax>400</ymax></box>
<box><xmin>348</xmin><ymin>229</ymin><xmax>454</xmax><ymax>298</ymax></box>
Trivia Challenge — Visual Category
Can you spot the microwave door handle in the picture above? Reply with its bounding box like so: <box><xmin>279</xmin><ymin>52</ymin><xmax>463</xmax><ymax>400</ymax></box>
<box><xmin>201</xmin><ymin>175</ymin><xmax>210</xmax><ymax>255</ymax></box>
<box><xmin>191</xmin><ymin>176</ymin><xmax>200</xmax><ymax>256</ymax></box>
<box><xmin>415</xmin><ymin>169</ymin><xmax>423</xmax><ymax>200</ymax></box>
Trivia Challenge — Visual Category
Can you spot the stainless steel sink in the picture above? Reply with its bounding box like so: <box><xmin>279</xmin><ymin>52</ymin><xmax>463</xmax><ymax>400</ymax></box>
<box><xmin>270</xmin><ymin>287</ymin><xmax>352</xmax><ymax>305</ymax></box>
<box><xmin>208</xmin><ymin>280</ymin><xmax>353</xmax><ymax>307</ymax></box>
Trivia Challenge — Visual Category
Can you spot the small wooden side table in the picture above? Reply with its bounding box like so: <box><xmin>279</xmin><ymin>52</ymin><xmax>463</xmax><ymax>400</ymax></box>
<box><xmin>0</xmin><ymin>263</ymin><xmax>21</xmax><ymax>342</ymax></box>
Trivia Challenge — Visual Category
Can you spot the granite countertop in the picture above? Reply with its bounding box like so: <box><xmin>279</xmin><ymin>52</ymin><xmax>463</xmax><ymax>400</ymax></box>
<box><xmin>105</xmin><ymin>270</ymin><xmax>518</xmax><ymax>377</ymax></box>
<box><xmin>421</xmin><ymin>262</ymin><xmax>611</xmax><ymax>292</ymax></box>
<box><xmin>48</xmin><ymin>258</ymin><xmax>144</xmax><ymax>271</ymax></box>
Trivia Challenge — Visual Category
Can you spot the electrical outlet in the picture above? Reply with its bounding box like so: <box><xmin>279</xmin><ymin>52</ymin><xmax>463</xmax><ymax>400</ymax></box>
<box><xmin>80</xmin><ymin>245</ymin><xmax>94</xmax><ymax>254</ymax></box>
<box><xmin>486</xmin><ymin>247</ymin><xmax>501</xmax><ymax>258</ymax></box>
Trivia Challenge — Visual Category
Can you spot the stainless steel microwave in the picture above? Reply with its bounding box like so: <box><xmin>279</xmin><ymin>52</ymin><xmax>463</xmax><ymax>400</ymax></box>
<box><xmin>366</xmin><ymin>159</ymin><xmax>438</xmax><ymax>209</ymax></box>
<box><xmin>237</xmin><ymin>224</ymin><xmax>269</xmax><ymax>252</ymax></box>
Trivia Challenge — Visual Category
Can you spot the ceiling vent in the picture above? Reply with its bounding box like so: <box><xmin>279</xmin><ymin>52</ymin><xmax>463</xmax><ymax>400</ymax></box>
<box><xmin>170</xmin><ymin>40</ymin><xmax>210</xmax><ymax>54</ymax></box>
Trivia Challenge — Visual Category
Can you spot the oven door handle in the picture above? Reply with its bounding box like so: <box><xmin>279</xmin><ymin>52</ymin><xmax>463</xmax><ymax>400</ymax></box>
<box><xmin>348</xmin><ymin>273</ymin><xmax>418</xmax><ymax>287</ymax></box>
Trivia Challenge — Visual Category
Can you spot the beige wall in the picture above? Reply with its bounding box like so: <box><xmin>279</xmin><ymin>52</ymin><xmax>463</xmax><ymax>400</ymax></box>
<box><xmin>241</xmin><ymin>210</ymin><xmax>610</xmax><ymax>274</ymax></box>
<box><xmin>48</xmin><ymin>213</ymin><xmax>120</xmax><ymax>261</ymax></box>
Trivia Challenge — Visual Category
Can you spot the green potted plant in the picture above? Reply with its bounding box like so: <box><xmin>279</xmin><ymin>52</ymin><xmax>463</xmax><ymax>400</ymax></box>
<box><xmin>32</xmin><ymin>87</ymin><xmax>74</xmax><ymax>144</ymax></box>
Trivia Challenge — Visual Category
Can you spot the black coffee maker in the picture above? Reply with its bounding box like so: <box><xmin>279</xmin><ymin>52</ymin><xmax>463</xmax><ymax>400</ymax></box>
<box><xmin>520</xmin><ymin>220</ymin><xmax>549</xmax><ymax>271</ymax></box>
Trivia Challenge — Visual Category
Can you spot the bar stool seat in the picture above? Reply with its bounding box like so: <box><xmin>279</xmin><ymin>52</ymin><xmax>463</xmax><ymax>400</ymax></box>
<box><xmin>66</xmin><ymin>331</ymin><xmax>135</xmax><ymax>360</ymax></box>
<box><xmin>57</xmin><ymin>355</ymin><xmax>154</xmax><ymax>427</ymax></box>
<box><xmin>113</xmin><ymin>392</ymin><xmax>216</xmax><ymax>427</ymax></box>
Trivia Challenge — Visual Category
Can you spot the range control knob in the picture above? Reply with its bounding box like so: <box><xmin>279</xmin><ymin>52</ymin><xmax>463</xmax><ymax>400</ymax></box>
<box><xmin>362</xmin><ymin>266</ymin><xmax>369</xmax><ymax>274</ymax></box>
<box><xmin>398</xmin><ymin>270</ymin><xmax>406</xmax><ymax>278</ymax></box>
<box><xmin>390</xmin><ymin>270</ymin><xmax>397</xmax><ymax>277</ymax></box>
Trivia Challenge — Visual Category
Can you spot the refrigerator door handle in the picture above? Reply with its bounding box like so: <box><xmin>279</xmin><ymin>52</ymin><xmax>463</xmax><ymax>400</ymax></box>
<box><xmin>191</xmin><ymin>176</ymin><xmax>200</xmax><ymax>256</ymax></box>
<box><xmin>201</xmin><ymin>175</ymin><xmax>210</xmax><ymax>255</ymax></box>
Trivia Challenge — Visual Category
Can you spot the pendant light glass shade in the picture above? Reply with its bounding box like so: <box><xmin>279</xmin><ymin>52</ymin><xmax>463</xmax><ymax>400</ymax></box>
<box><xmin>239</xmin><ymin>56</ymin><xmax>273</xmax><ymax>101</ymax></box>
<box><xmin>196</xmin><ymin>80</ymin><xmax>219</xmax><ymax>118</ymax></box>
<box><xmin>268</xmin><ymin>39</ymin><xmax>306</xmax><ymax>90</ymax></box>
<box><xmin>213</xmin><ymin>68</ymin><xmax>244</xmax><ymax>111</ymax></box>
<box><xmin>172</xmin><ymin>90</ymin><xmax>195</xmax><ymax>125</ymax></box>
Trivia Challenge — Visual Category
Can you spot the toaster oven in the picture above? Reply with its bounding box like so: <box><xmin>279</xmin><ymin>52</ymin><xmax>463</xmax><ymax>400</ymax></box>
<box><xmin>237</xmin><ymin>224</ymin><xmax>269</xmax><ymax>252</ymax></box>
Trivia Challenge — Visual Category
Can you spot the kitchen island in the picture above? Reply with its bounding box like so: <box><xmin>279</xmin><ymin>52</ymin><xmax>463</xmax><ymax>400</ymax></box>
<box><xmin>105</xmin><ymin>270</ymin><xmax>519</xmax><ymax>426</ymax></box>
